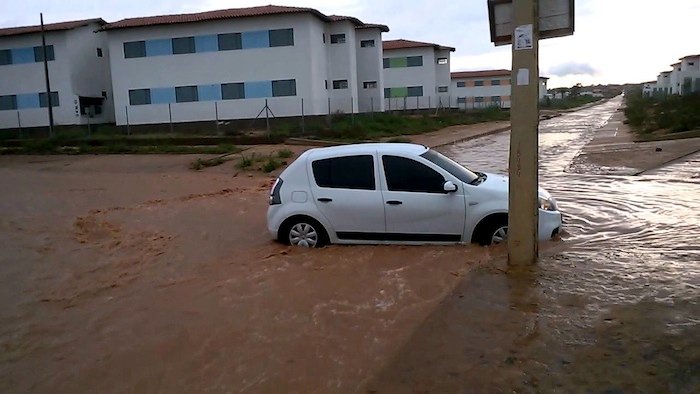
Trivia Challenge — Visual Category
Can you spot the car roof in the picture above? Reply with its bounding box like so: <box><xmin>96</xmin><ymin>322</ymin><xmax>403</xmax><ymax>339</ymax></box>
<box><xmin>306</xmin><ymin>143</ymin><xmax>429</xmax><ymax>156</ymax></box>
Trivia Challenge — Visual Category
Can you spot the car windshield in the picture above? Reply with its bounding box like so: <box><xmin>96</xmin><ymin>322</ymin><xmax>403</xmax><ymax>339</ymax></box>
<box><xmin>420</xmin><ymin>149</ymin><xmax>479</xmax><ymax>184</ymax></box>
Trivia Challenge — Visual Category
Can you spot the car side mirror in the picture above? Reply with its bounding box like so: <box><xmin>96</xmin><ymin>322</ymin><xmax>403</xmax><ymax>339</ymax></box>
<box><xmin>443</xmin><ymin>180</ymin><xmax>458</xmax><ymax>193</ymax></box>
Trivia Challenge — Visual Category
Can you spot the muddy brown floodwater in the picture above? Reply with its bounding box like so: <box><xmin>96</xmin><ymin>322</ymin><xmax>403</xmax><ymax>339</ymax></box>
<box><xmin>1</xmin><ymin>97</ymin><xmax>698</xmax><ymax>392</ymax></box>
<box><xmin>368</xmin><ymin>96</ymin><xmax>700</xmax><ymax>392</ymax></box>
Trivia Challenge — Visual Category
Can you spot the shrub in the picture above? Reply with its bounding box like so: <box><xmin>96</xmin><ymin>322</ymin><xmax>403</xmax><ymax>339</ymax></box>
<box><xmin>262</xmin><ymin>157</ymin><xmax>281</xmax><ymax>173</ymax></box>
<box><xmin>277</xmin><ymin>149</ymin><xmax>293</xmax><ymax>159</ymax></box>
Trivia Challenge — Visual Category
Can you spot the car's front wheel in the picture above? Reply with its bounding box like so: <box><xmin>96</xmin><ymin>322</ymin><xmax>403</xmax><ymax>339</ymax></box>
<box><xmin>474</xmin><ymin>215</ymin><xmax>508</xmax><ymax>246</ymax></box>
<box><xmin>280</xmin><ymin>217</ymin><xmax>328</xmax><ymax>248</ymax></box>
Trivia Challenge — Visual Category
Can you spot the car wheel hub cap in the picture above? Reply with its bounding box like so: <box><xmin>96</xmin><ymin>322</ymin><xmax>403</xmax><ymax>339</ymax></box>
<box><xmin>290</xmin><ymin>223</ymin><xmax>318</xmax><ymax>247</ymax></box>
<box><xmin>492</xmin><ymin>226</ymin><xmax>508</xmax><ymax>244</ymax></box>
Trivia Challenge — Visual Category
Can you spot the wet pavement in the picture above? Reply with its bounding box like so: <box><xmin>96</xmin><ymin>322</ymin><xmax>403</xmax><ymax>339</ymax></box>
<box><xmin>368</xmin><ymin>97</ymin><xmax>700</xmax><ymax>391</ymax></box>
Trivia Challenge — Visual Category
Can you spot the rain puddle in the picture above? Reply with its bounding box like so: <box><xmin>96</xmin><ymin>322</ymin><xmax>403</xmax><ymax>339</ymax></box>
<box><xmin>368</xmin><ymin>97</ymin><xmax>700</xmax><ymax>391</ymax></box>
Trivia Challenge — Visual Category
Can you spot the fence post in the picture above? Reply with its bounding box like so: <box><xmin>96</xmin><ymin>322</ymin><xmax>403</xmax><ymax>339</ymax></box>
<box><xmin>428</xmin><ymin>96</ymin><xmax>431</xmax><ymax>111</ymax></box>
<box><xmin>403</xmin><ymin>97</ymin><xmax>407</xmax><ymax>112</ymax></box>
<box><xmin>327</xmin><ymin>97</ymin><xmax>331</xmax><ymax>127</ymax></box>
<box><xmin>17</xmin><ymin>111</ymin><xmax>22</xmax><ymax>139</ymax></box>
<box><xmin>125</xmin><ymin>106</ymin><xmax>131</xmax><ymax>136</ymax></box>
<box><xmin>301</xmin><ymin>98</ymin><xmax>305</xmax><ymax>134</ymax></box>
<box><xmin>351</xmin><ymin>97</ymin><xmax>354</xmax><ymax>125</ymax></box>
<box><xmin>265</xmin><ymin>99</ymin><xmax>270</xmax><ymax>135</ymax></box>
<box><xmin>87</xmin><ymin>110</ymin><xmax>91</xmax><ymax>138</ymax></box>
<box><xmin>370</xmin><ymin>97</ymin><xmax>374</xmax><ymax>118</ymax></box>
<box><xmin>168</xmin><ymin>103</ymin><xmax>174</xmax><ymax>134</ymax></box>
<box><xmin>214</xmin><ymin>101</ymin><xmax>220</xmax><ymax>135</ymax></box>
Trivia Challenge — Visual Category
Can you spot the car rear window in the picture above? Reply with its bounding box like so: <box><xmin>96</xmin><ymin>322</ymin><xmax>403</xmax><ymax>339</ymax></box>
<box><xmin>312</xmin><ymin>155</ymin><xmax>375</xmax><ymax>190</ymax></box>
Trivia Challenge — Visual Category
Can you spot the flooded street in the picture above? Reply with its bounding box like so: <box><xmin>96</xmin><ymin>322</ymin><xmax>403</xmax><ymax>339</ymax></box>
<box><xmin>369</xmin><ymin>97</ymin><xmax>700</xmax><ymax>391</ymax></box>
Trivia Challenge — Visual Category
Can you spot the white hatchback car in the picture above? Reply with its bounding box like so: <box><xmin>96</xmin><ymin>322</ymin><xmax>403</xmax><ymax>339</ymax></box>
<box><xmin>267</xmin><ymin>143</ymin><xmax>561</xmax><ymax>247</ymax></box>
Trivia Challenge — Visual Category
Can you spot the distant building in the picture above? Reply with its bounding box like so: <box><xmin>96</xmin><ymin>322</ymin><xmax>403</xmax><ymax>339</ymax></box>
<box><xmin>450</xmin><ymin>69</ymin><xmax>548</xmax><ymax>109</ymax></box>
<box><xmin>101</xmin><ymin>5</ymin><xmax>388</xmax><ymax>126</ymax></box>
<box><xmin>0</xmin><ymin>18</ymin><xmax>113</xmax><ymax>129</ymax></box>
<box><xmin>677</xmin><ymin>54</ymin><xmax>700</xmax><ymax>95</ymax></box>
<box><xmin>382</xmin><ymin>39</ymin><xmax>454</xmax><ymax>109</ymax></box>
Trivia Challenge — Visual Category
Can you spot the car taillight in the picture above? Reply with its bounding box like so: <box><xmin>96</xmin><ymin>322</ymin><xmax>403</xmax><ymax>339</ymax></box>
<box><xmin>269</xmin><ymin>178</ymin><xmax>283</xmax><ymax>205</ymax></box>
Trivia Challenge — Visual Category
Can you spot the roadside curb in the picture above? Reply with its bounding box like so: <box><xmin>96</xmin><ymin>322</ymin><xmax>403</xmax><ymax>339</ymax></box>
<box><xmin>429</xmin><ymin>126</ymin><xmax>511</xmax><ymax>148</ymax></box>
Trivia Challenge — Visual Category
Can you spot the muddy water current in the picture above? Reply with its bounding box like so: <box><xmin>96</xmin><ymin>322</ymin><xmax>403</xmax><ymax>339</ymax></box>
<box><xmin>369</xmin><ymin>98</ymin><xmax>699</xmax><ymax>391</ymax></box>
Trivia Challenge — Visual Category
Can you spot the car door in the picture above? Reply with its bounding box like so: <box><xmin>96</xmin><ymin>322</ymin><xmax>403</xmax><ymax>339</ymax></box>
<box><xmin>307</xmin><ymin>152</ymin><xmax>386</xmax><ymax>238</ymax></box>
<box><xmin>380</xmin><ymin>154</ymin><xmax>466</xmax><ymax>241</ymax></box>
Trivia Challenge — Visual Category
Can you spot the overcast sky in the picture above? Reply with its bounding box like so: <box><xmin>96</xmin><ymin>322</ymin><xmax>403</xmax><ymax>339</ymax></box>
<box><xmin>1</xmin><ymin>0</ymin><xmax>698</xmax><ymax>88</ymax></box>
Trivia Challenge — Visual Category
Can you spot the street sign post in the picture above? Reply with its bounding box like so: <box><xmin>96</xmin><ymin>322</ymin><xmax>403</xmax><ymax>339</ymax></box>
<box><xmin>487</xmin><ymin>0</ymin><xmax>574</xmax><ymax>266</ymax></box>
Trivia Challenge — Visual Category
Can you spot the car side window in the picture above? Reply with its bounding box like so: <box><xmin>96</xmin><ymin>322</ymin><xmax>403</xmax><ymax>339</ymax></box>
<box><xmin>382</xmin><ymin>155</ymin><xmax>445</xmax><ymax>193</ymax></box>
<box><xmin>312</xmin><ymin>155</ymin><xmax>375</xmax><ymax>190</ymax></box>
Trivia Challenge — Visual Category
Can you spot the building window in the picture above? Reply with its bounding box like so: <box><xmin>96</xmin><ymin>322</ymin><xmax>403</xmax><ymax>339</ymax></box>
<box><xmin>437</xmin><ymin>57</ymin><xmax>448</xmax><ymax>65</ymax></box>
<box><xmin>475</xmin><ymin>96</ymin><xmax>484</xmax><ymax>103</ymax></box>
<box><xmin>39</xmin><ymin>91</ymin><xmax>59</xmax><ymax>108</ymax></box>
<box><xmin>272</xmin><ymin>79</ymin><xmax>296</xmax><ymax>97</ymax></box>
<box><xmin>101</xmin><ymin>91</ymin><xmax>107</xmax><ymax>98</ymax></box>
<box><xmin>491</xmin><ymin>79</ymin><xmax>501</xmax><ymax>86</ymax></box>
<box><xmin>0</xmin><ymin>95</ymin><xmax>17</xmax><ymax>110</ymax></box>
<box><xmin>384</xmin><ymin>88</ymin><xmax>391</xmax><ymax>98</ymax></box>
<box><xmin>360</xmin><ymin>40</ymin><xmax>375</xmax><ymax>48</ymax></box>
<box><xmin>407</xmin><ymin>86</ymin><xmax>423</xmax><ymax>97</ymax></box>
<box><xmin>322</xmin><ymin>33</ymin><xmax>326</xmax><ymax>43</ymax></box>
<box><xmin>325</xmin><ymin>80</ymin><xmax>328</xmax><ymax>90</ymax></box>
<box><xmin>437</xmin><ymin>86</ymin><xmax>448</xmax><ymax>93</ymax></box>
<box><xmin>457</xmin><ymin>97</ymin><xmax>466</xmax><ymax>104</ymax></box>
<box><xmin>218</xmin><ymin>33</ymin><xmax>242</xmax><ymax>51</ymax></box>
<box><xmin>33</xmin><ymin>45</ymin><xmax>55</xmax><ymax>62</ymax></box>
<box><xmin>175</xmin><ymin>86</ymin><xmax>199</xmax><ymax>103</ymax></box>
<box><xmin>0</xmin><ymin>49</ymin><xmax>11</xmax><ymax>65</ymax></box>
<box><xmin>172</xmin><ymin>37</ymin><xmax>196</xmax><ymax>54</ymax></box>
<box><xmin>221</xmin><ymin>83</ymin><xmax>245</xmax><ymax>100</ymax></box>
<box><xmin>456</xmin><ymin>81</ymin><xmax>466</xmax><ymax>88</ymax></box>
<box><xmin>491</xmin><ymin>96</ymin><xmax>501</xmax><ymax>102</ymax></box>
<box><xmin>474</xmin><ymin>80</ymin><xmax>484</xmax><ymax>86</ymax></box>
<box><xmin>363</xmin><ymin>81</ymin><xmax>377</xmax><ymax>89</ymax></box>
<box><xmin>333</xmin><ymin>80</ymin><xmax>349</xmax><ymax>89</ymax></box>
<box><xmin>96</xmin><ymin>48</ymin><xmax>103</xmax><ymax>57</ymax></box>
<box><xmin>124</xmin><ymin>41</ymin><xmax>146</xmax><ymax>58</ymax></box>
<box><xmin>689</xmin><ymin>62</ymin><xmax>695</xmax><ymax>66</ymax></box>
<box><xmin>129</xmin><ymin>89</ymin><xmax>151</xmax><ymax>105</ymax></box>
<box><xmin>269</xmin><ymin>29</ymin><xmax>294</xmax><ymax>47</ymax></box>
<box><xmin>330</xmin><ymin>34</ymin><xmax>346</xmax><ymax>44</ymax></box>
<box><xmin>407</xmin><ymin>56</ymin><xmax>423</xmax><ymax>67</ymax></box>
<box><xmin>383</xmin><ymin>58</ymin><xmax>391</xmax><ymax>69</ymax></box>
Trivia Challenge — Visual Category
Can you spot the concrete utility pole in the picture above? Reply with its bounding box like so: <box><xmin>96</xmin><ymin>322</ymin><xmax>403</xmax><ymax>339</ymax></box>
<box><xmin>507</xmin><ymin>0</ymin><xmax>540</xmax><ymax>265</ymax></box>
<box><xmin>40</xmin><ymin>13</ymin><xmax>55</xmax><ymax>138</ymax></box>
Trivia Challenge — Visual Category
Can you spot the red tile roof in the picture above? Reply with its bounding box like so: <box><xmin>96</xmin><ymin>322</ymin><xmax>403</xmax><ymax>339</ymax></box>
<box><xmin>102</xmin><ymin>5</ymin><xmax>388</xmax><ymax>32</ymax></box>
<box><xmin>0</xmin><ymin>18</ymin><xmax>105</xmax><ymax>38</ymax></box>
<box><xmin>383</xmin><ymin>39</ymin><xmax>455</xmax><ymax>52</ymax></box>
<box><xmin>451</xmin><ymin>69</ymin><xmax>511</xmax><ymax>79</ymax></box>
<box><xmin>329</xmin><ymin>15</ymin><xmax>389</xmax><ymax>32</ymax></box>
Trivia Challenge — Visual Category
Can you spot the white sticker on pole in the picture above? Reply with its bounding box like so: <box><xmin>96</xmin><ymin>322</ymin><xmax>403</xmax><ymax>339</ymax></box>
<box><xmin>517</xmin><ymin>68</ymin><xmax>530</xmax><ymax>86</ymax></box>
<box><xmin>514</xmin><ymin>24</ymin><xmax>533</xmax><ymax>50</ymax></box>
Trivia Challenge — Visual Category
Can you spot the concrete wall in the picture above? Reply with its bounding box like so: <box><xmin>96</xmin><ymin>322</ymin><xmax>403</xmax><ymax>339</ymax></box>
<box><xmin>355</xmin><ymin>29</ymin><xmax>384</xmax><ymax>113</ymax></box>
<box><xmin>382</xmin><ymin>46</ymin><xmax>452</xmax><ymax>110</ymax></box>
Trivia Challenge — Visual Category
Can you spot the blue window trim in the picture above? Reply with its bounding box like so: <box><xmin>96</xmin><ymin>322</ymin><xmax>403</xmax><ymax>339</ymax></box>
<box><xmin>145</xmin><ymin>39</ymin><xmax>173</xmax><ymax>56</ymax></box>
<box><xmin>242</xmin><ymin>30</ymin><xmax>270</xmax><ymax>49</ymax></box>
<box><xmin>16</xmin><ymin>93</ymin><xmax>40</xmax><ymax>109</ymax></box>
<box><xmin>244</xmin><ymin>81</ymin><xmax>273</xmax><ymax>98</ymax></box>
<box><xmin>150</xmin><ymin>87</ymin><xmax>176</xmax><ymax>104</ymax></box>
<box><xmin>11</xmin><ymin>47</ymin><xmax>35</xmax><ymax>64</ymax></box>
<box><xmin>195</xmin><ymin>35</ymin><xmax>218</xmax><ymax>52</ymax></box>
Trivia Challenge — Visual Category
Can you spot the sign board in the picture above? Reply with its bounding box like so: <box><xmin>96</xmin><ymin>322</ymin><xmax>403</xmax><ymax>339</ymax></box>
<box><xmin>488</xmin><ymin>0</ymin><xmax>574</xmax><ymax>46</ymax></box>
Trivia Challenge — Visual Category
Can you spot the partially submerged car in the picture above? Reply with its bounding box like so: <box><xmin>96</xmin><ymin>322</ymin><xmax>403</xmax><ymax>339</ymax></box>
<box><xmin>267</xmin><ymin>143</ymin><xmax>561</xmax><ymax>247</ymax></box>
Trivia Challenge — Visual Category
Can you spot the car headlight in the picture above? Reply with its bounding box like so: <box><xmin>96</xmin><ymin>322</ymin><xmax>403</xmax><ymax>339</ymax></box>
<box><xmin>538</xmin><ymin>196</ymin><xmax>558</xmax><ymax>211</ymax></box>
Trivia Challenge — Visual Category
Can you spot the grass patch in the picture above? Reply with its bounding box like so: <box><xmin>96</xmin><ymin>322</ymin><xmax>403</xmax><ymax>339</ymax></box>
<box><xmin>262</xmin><ymin>157</ymin><xmax>282</xmax><ymax>173</ymax></box>
<box><xmin>236</xmin><ymin>155</ymin><xmax>253</xmax><ymax>169</ymax></box>
<box><xmin>540</xmin><ymin>95</ymin><xmax>602</xmax><ymax>110</ymax></box>
<box><xmin>277</xmin><ymin>148</ymin><xmax>293</xmax><ymax>159</ymax></box>
<box><xmin>624</xmin><ymin>89</ymin><xmax>700</xmax><ymax>137</ymax></box>
<box><xmin>190</xmin><ymin>157</ymin><xmax>226</xmax><ymax>171</ymax></box>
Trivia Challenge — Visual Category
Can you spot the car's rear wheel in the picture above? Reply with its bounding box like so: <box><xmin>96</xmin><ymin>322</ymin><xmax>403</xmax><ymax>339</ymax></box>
<box><xmin>281</xmin><ymin>217</ymin><xmax>328</xmax><ymax>248</ymax></box>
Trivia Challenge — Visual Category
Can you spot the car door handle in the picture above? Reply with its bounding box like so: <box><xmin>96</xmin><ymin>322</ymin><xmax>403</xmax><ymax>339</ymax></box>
<box><xmin>317</xmin><ymin>198</ymin><xmax>333</xmax><ymax>203</ymax></box>
<box><xmin>386</xmin><ymin>200</ymin><xmax>403</xmax><ymax>205</ymax></box>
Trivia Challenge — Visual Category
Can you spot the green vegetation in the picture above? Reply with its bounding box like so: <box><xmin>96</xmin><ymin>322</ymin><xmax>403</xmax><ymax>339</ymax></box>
<box><xmin>624</xmin><ymin>89</ymin><xmax>700</xmax><ymax>136</ymax></box>
<box><xmin>190</xmin><ymin>157</ymin><xmax>226</xmax><ymax>171</ymax></box>
<box><xmin>236</xmin><ymin>155</ymin><xmax>254</xmax><ymax>169</ymax></box>
<box><xmin>262</xmin><ymin>158</ymin><xmax>282</xmax><ymax>173</ymax></box>
<box><xmin>540</xmin><ymin>95</ymin><xmax>602</xmax><ymax>110</ymax></box>
<box><xmin>3</xmin><ymin>140</ymin><xmax>240</xmax><ymax>155</ymax></box>
<box><xmin>277</xmin><ymin>149</ymin><xmax>293</xmax><ymax>159</ymax></box>
<box><xmin>299</xmin><ymin>108</ymin><xmax>509</xmax><ymax>142</ymax></box>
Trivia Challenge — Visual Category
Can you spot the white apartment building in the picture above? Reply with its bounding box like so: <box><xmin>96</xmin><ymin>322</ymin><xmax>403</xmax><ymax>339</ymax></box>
<box><xmin>676</xmin><ymin>54</ymin><xmax>700</xmax><ymax>95</ymax></box>
<box><xmin>450</xmin><ymin>69</ymin><xmax>548</xmax><ymax>109</ymax></box>
<box><xmin>0</xmin><ymin>18</ymin><xmax>113</xmax><ymax>129</ymax></box>
<box><xmin>382</xmin><ymin>39</ymin><xmax>454</xmax><ymax>109</ymax></box>
<box><xmin>102</xmin><ymin>6</ymin><xmax>388</xmax><ymax>126</ymax></box>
